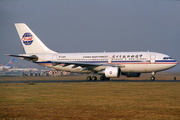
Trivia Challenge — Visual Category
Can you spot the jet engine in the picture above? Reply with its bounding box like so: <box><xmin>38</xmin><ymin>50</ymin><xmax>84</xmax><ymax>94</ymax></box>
<box><xmin>98</xmin><ymin>67</ymin><xmax>121</xmax><ymax>78</ymax></box>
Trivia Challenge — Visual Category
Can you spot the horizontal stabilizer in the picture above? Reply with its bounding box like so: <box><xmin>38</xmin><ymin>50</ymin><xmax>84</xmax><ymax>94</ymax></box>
<box><xmin>5</xmin><ymin>54</ymin><xmax>38</xmax><ymax>62</ymax></box>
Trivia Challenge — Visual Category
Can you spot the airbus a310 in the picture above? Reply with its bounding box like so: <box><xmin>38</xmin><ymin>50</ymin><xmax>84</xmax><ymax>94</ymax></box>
<box><xmin>6</xmin><ymin>23</ymin><xmax>178</xmax><ymax>81</ymax></box>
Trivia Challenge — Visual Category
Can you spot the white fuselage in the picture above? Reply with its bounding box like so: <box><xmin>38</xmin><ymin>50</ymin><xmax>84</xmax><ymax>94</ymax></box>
<box><xmin>0</xmin><ymin>66</ymin><xmax>12</xmax><ymax>71</ymax></box>
<box><xmin>27</xmin><ymin>51</ymin><xmax>177</xmax><ymax>74</ymax></box>
<box><xmin>8</xmin><ymin>23</ymin><xmax>178</xmax><ymax>80</ymax></box>
<box><xmin>8</xmin><ymin>68</ymin><xmax>39</xmax><ymax>72</ymax></box>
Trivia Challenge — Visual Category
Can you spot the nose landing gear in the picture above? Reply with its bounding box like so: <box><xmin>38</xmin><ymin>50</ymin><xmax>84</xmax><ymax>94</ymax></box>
<box><xmin>150</xmin><ymin>72</ymin><xmax>156</xmax><ymax>81</ymax></box>
<box><xmin>150</xmin><ymin>76</ymin><xmax>155</xmax><ymax>81</ymax></box>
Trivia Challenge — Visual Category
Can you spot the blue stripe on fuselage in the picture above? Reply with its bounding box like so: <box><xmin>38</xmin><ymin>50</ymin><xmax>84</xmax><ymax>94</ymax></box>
<box><xmin>35</xmin><ymin>60</ymin><xmax>177</xmax><ymax>64</ymax></box>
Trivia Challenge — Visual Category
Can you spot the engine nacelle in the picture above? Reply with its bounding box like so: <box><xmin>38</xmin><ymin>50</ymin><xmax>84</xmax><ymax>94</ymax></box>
<box><xmin>98</xmin><ymin>67</ymin><xmax>121</xmax><ymax>78</ymax></box>
<box><xmin>122</xmin><ymin>73</ymin><xmax>141</xmax><ymax>77</ymax></box>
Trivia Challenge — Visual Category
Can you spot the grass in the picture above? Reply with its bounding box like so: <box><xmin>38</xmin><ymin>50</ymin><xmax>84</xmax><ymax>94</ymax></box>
<box><xmin>0</xmin><ymin>81</ymin><xmax>180</xmax><ymax>119</ymax></box>
<box><xmin>0</xmin><ymin>72</ymin><xmax>179</xmax><ymax>81</ymax></box>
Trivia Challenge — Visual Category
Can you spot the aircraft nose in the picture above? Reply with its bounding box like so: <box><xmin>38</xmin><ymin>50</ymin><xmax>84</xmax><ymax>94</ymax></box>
<box><xmin>172</xmin><ymin>59</ymin><xmax>178</xmax><ymax>67</ymax></box>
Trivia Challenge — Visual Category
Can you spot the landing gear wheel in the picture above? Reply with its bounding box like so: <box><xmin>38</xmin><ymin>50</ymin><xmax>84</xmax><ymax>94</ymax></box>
<box><xmin>106</xmin><ymin>78</ymin><xmax>110</xmax><ymax>81</ymax></box>
<box><xmin>92</xmin><ymin>76</ymin><xmax>97</xmax><ymax>81</ymax></box>
<box><xmin>86</xmin><ymin>76</ymin><xmax>92</xmax><ymax>81</ymax></box>
<box><xmin>150</xmin><ymin>76</ymin><xmax>155</xmax><ymax>81</ymax></box>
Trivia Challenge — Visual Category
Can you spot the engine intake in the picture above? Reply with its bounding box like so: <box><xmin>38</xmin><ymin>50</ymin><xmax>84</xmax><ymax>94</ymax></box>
<box><xmin>98</xmin><ymin>67</ymin><xmax>121</xmax><ymax>78</ymax></box>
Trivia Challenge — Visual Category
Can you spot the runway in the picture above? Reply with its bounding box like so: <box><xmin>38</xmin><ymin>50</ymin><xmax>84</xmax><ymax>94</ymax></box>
<box><xmin>0</xmin><ymin>80</ymin><xmax>179</xmax><ymax>83</ymax></box>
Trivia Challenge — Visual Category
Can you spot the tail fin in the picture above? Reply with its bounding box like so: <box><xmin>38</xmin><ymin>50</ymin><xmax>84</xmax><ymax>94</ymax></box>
<box><xmin>6</xmin><ymin>58</ymin><xmax>15</xmax><ymax>67</ymax></box>
<box><xmin>15</xmin><ymin>23</ymin><xmax>57</xmax><ymax>54</ymax></box>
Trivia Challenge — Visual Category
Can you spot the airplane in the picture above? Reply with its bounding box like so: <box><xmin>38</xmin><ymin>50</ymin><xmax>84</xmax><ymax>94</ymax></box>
<box><xmin>8</xmin><ymin>67</ymin><xmax>39</xmax><ymax>76</ymax></box>
<box><xmin>8</xmin><ymin>68</ymin><xmax>39</xmax><ymax>72</ymax></box>
<box><xmin>6</xmin><ymin>23</ymin><xmax>178</xmax><ymax>81</ymax></box>
<box><xmin>0</xmin><ymin>58</ymin><xmax>15</xmax><ymax>71</ymax></box>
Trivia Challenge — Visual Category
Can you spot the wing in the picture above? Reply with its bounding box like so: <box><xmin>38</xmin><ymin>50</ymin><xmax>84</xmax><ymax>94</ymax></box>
<box><xmin>48</xmin><ymin>61</ymin><xmax>125</xmax><ymax>71</ymax></box>
<box><xmin>5</xmin><ymin>54</ymin><xmax>125</xmax><ymax>71</ymax></box>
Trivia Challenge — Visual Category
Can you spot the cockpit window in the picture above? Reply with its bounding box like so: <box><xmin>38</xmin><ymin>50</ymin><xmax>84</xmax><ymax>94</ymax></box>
<box><xmin>163</xmin><ymin>57</ymin><xmax>172</xmax><ymax>60</ymax></box>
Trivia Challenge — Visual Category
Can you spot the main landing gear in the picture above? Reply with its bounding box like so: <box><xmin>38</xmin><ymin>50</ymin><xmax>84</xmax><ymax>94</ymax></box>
<box><xmin>86</xmin><ymin>75</ymin><xmax>110</xmax><ymax>81</ymax></box>
<box><xmin>150</xmin><ymin>72</ymin><xmax>156</xmax><ymax>81</ymax></box>
<box><xmin>86</xmin><ymin>76</ymin><xmax>97</xmax><ymax>81</ymax></box>
<box><xmin>86</xmin><ymin>71</ymin><xmax>110</xmax><ymax>81</ymax></box>
<box><xmin>86</xmin><ymin>71</ymin><xmax>97</xmax><ymax>81</ymax></box>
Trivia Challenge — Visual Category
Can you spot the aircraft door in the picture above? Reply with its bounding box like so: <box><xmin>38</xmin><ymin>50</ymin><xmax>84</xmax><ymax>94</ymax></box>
<box><xmin>52</xmin><ymin>55</ymin><xmax>57</xmax><ymax>61</ymax></box>
<box><xmin>108</xmin><ymin>57</ymin><xmax>112</xmax><ymax>64</ymax></box>
<box><xmin>150</xmin><ymin>55</ymin><xmax>156</xmax><ymax>64</ymax></box>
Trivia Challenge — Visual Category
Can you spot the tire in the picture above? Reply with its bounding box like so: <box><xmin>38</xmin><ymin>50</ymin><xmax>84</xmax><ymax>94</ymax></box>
<box><xmin>86</xmin><ymin>76</ymin><xmax>92</xmax><ymax>81</ymax></box>
<box><xmin>92</xmin><ymin>76</ymin><xmax>97</xmax><ymax>81</ymax></box>
<box><xmin>150</xmin><ymin>76</ymin><xmax>155</xmax><ymax>81</ymax></box>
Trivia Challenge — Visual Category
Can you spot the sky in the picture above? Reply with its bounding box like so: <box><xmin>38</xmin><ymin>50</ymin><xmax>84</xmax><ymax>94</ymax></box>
<box><xmin>0</xmin><ymin>0</ymin><xmax>180</xmax><ymax>71</ymax></box>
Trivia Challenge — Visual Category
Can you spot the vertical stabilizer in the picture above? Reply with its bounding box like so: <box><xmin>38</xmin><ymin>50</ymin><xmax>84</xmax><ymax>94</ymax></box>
<box><xmin>5</xmin><ymin>58</ymin><xmax>15</xmax><ymax>67</ymax></box>
<box><xmin>15</xmin><ymin>23</ymin><xmax>57</xmax><ymax>54</ymax></box>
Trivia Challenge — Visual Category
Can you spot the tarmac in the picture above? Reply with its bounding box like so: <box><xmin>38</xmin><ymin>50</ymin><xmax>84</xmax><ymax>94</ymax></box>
<box><xmin>0</xmin><ymin>80</ymin><xmax>179</xmax><ymax>83</ymax></box>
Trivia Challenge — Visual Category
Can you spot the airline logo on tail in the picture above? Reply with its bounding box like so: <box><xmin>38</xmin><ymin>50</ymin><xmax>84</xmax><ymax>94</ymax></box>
<box><xmin>8</xmin><ymin>61</ymin><xmax>13</xmax><ymax>65</ymax></box>
<box><xmin>21</xmin><ymin>32</ymin><xmax>33</xmax><ymax>45</ymax></box>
